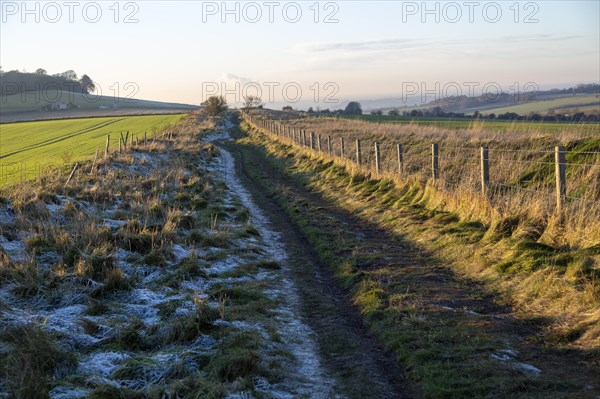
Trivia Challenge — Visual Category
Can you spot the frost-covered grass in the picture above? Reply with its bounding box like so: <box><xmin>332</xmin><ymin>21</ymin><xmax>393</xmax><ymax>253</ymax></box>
<box><xmin>0</xmin><ymin>111</ymin><xmax>335</xmax><ymax>398</ymax></box>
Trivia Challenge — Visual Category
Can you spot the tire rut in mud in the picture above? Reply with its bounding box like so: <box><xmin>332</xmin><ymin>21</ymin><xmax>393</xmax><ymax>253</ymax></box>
<box><xmin>221</xmin><ymin>140</ymin><xmax>413</xmax><ymax>399</ymax></box>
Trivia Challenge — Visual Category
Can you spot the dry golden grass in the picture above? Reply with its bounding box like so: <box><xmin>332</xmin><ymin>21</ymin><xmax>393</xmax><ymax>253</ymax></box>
<box><xmin>250</xmin><ymin>111</ymin><xmax>600</xmax><ymax>248</ymax></box>
<box><xmin>243</xmin><ymin>112</ymin><xmax>600</xmax><ymax>350</ymax></box>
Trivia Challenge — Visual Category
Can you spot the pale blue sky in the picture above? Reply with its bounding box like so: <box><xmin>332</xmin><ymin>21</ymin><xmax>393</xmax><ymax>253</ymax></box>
<box><xmin>1</xmin><ymin>1</ymin><xmax>598</xmax><ymax>107</ymax></box>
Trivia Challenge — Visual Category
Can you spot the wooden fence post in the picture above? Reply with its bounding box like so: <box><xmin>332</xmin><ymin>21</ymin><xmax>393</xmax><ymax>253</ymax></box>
<box><xmin>555</xmin><ymin>145</ymin><xmax>566</xmax><ymax>212</ymax></box>
<box><xmin>119</xmin><ymin>137</ymin><xmax>122</xmax><ymax>153</ymax></box>
<box><xmin>397</xmin><ymin>144</ymin><xmax>403</xmax><ymax>175</ymax></box>
<box><xmin>317</xmin><ymin>134</ymin><xmax>322</xmax><ymax>152</ymax></box>
<box><xmin>105</xmin><ymin>134</ymin><xmax>110</xmax><ymax>158</ymax></box>
<box><xmin>356</xmin><ymin>139</ymin><xmax>362</xmax><ymax>166</ymax></box>
<box><xmin>480</xmin><ymin>147</ymin><xmax>489</xmax><ymax>195</ymax></box>
<box><xmin>340</xmin><ymin>137</ymin><xmax>345</xmax><ymax>158</ymax></box>
<box><xmin>431</xmin><ymin>143</ymin><xmax>439</xmax><ymax>180</ymax></box>
<box><xmin>327</xmin><ymin>136</ymin><xmax>332</xmax><ymax>156</ymax></box>
<box><xmin>91</xmin><ymin>149</ymin><xmax>99</xmax><ymax>173</ymax></box>
<box><xmin>64</xmin><ymin>163</ymin><xmax>79</xmax><ymax>187</ymax></box>
<box><xmin>303</xmin><ymin>130</ymin><xmax>307</xmax><ymax>147</ymax></box>
<box><xmin>310</xmin><ymin>132</ymin><xmax>315</xmax><ymax>150</ymax></box>
<box><xmin>144</xmin><ymin>132</ymin><xmax>147</xmax><ymax>147</ymax></box>
<box><xmin>375</xmin><ymin>142</ymin><xmax>381</xmax><ymax>175</ymax></box>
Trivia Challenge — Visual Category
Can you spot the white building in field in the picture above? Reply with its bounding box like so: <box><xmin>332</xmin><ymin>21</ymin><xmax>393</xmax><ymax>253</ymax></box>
<box><xmin>43</xmin><ymin>102</ymin><xmax>74</xmax><ymax>111</ymax></box>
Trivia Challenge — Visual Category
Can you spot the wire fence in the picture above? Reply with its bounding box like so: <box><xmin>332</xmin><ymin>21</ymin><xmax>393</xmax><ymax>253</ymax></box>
<box><xmin>244</xmin><ymin>113</ymin><xmax>600</xmax><ymax>218</ymax></box>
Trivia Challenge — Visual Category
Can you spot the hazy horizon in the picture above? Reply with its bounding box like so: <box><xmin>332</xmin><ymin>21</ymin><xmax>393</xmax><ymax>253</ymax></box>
<box><xmin>2</xmin><ymin>1</ymin><xmax>599</xmax><ymax>108</ymax></box>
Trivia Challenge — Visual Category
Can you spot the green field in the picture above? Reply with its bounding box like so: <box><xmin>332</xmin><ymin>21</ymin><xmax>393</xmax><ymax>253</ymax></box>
<box><xmin>477</xmin><ymin>94</ymin><xmax>600</xmax><ymax>115</ymax></box>
<box><xmin>0</xmin><ymin>114</ymin><xmax>185</xmax><ymax>185</ymax></box>
<box><xmin>323</xmin><ymin>114</ymin><xmax>599</xmax><ymax>134</ymax></box>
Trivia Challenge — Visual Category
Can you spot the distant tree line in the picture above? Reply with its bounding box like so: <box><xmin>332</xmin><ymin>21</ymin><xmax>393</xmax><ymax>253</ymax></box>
<box><xmin>299</xmin><ymin>102</ymin><xmax>598</xmax><ymax>122</ymax></box>
<box><xmin>424</xmin><ymin>83</ymin><xmax>600</xmax><ymax>112</ymax></box>
<box><xmin>0</xmin><ymin>68</ymin><xmax>95</xmax><ymax>96</ymax></box>
<box><xmin>391</xmin><ymin>106</ymin><xmax>599</xmax><ymax>122</ymax></box>
<box><xmin>304</xmin><ymin>101</ymin><xmax>363</xmax><ymax>115</ymax></box>
<box><xmin>538</xmin><ymin>83</ymin><xmax>600</xmax><ymax>96</ymax></box>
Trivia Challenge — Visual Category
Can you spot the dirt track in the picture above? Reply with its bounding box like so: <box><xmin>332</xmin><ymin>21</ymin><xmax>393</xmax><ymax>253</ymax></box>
<box><xmin>218</xmin><ymin>131</ymin><xmax>413</xmax><ymax>398</ymax></box>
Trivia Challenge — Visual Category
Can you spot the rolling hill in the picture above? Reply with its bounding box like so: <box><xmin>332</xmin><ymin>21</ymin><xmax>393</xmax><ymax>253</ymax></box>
<box><xmin>0</xmin><ymin>89</ymin><xmax>198</xmax><ymax>122</ymax></box>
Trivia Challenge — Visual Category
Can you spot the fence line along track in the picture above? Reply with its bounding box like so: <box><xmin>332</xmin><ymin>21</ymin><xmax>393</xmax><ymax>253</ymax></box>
<box><xmin>243</xmin><ymin>113</ymin><xmax>600</xmax><ymax>217</ymax></box>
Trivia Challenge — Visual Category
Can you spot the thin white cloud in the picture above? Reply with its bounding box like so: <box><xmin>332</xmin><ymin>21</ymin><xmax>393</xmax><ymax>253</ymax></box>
<box><xmin>497</xmin><ymin>34</ymin><xmax>584</xmax><ymax>42</ymax></box>
<box><xmin>294</xmin><ymin>34</ymin><xmax>583</xmax><ymax>54</ymax></box>
<box><xmin>220</xmin><ymin>73</ymin><xmax>257</xmax><ymax>86</ymax></box>
<box><xmin>294</xmin><ymin>38</ymin><xmax>427</xmax><ymax>53</ymax></box>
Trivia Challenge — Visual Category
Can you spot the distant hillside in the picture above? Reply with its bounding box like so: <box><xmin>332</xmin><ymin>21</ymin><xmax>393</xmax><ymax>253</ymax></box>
<box><xmin>483</xmin><ymin>94</ymin><xmax>600</xmax><ymax>116</ymax></box>
<box><xmin>423</xmin><ymin>83</ymin><xmax>600</xmax><ymax>114</ymax></box>
<box><xmin>0</xmin><ymin>69</ymin><xmax>198</xmax><ymax>122</ymax></box>
<box><xmin>1</xmin><ymin>89</ymin><xmax>197</xmax><ymax>114</ymax></box>
<box><xmin>0</xmin><ymin>89</ymin><xmax>198</xmax><ymax>123</ymax></box>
